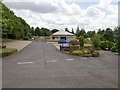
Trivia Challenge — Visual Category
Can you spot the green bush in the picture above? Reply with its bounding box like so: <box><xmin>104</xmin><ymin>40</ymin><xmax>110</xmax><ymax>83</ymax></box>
<box><xmin>72</xmin><ymin>50</ymin><xmax>83</xmax><ymax>55</ymax></box>
<box><xmin>87</xmin><ymin>50</ymin><xmax>91</xmax><ymax>54</ymax></box>
<box><xmin>107</xmin><ymin>41</ymin><xmax>115</xmax><ymax>50</ymax></box>
<box><xmin>100</xmin><ymin>41</ymin><xmax>115</xmax><ymax>50</ymax></box>
<box><xmin>91</xmin><ymin>35</ymin><xmax>101</xmax><ymax>49</ymax></box>
<box><xmin>23</xmin><ymin>36</ymin><xmax>30</xmax><ymax>40</ymax></box>
<box><xmin>0</xmin><ymin>45</ymin><xmax>6</xmax><ymax>48</ymax></box>
<box><xmin>69</xmin><ymin>39</ymin><xmax>79</xmax><ymax>46</ymax></box>
<box><xmin>92</xmin><ymin>51</ymin><xmax>100</xmax><ymax>57</ymax></box>
<box><xmin>27</xmin><ymin>33</ymin><xmax>32</xmax><ymax>38</ymax></box>
<box><xmin>84</xmin><ymin>39</ymin><xmax>93</xmax><ymax>45</ymax></box>
<box><xmin>110</xmin><ymin>46</ymin><xmax>117</xmax><ymax>52</ymax></box>
<box><xmin>78</xmin><ymin>36</ymin><xmax>84</xmax><ymax>48</ymax></box>
<box><xmin>2</xmin><ymin>48</ymin><xmax>17</xmax><ymax>57</ymax></box>
<box><xmin>83</xmin><ymin>50</ymin><xmax>88</xmax><ymax>54</ymax></box>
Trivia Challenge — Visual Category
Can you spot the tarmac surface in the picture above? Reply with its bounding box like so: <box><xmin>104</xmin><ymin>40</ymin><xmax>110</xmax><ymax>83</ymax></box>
<box><xmin>2</xmin><ymin>37</ymin><xmax>118</xmax><ymax>88</ymax></box>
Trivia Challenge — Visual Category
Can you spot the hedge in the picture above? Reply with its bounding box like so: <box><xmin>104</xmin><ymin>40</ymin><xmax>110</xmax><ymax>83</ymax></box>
<box><xmin>92</xmin><ymin>51</ymin><xmax>100</xmax><ymax>57</ymax></box>
<box><xmin>110</xmin><ymin>46</ymin><xmax>117</xmax><ymax>52</ymax></box>
<box><xmin>2</xmin><ymin>48</ymin><xmax>17</xmax><ymax>57</ymax></box>
<box><xmin>0</xmin><ymin>45</ymin><xmax>6</xmax><ymax>48</ymax></box>
<box><xmin>100</xmin><ymin>41</ymin><xmax>115</xmax><ymax>50</ymax></box>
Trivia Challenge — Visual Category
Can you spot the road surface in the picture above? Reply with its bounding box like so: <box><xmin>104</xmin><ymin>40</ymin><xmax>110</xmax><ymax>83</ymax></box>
<box><xmin>3</xmin><ymin>37</ymin><xmax>118</xmax><ymax>88</ymax></box>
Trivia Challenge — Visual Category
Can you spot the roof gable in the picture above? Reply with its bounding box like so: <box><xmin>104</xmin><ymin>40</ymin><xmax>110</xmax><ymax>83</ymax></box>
<box><xmin>52</xmin><ymin>30</ymin><xmax>75</xmax><ymax>36</ymax></box>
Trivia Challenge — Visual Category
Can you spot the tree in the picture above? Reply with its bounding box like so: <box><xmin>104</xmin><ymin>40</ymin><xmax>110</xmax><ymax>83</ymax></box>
<box><xmin>35</xmin><ymin>27</ymin><xmax>40</xmax><ymax>36</ymax></box>
<box><xmin>87</xmin><ymin>31</ymin><xmax>95</xmax><ymax>38</ymax></box>
<box><xmin>71</xmin><ymin>28</ymin><xmax>74</xmax><ymax>34</ymax></box>
<box><xmin>79</xmin><ymin>28</ymin><xmax>87</xmax><ymax>38</ymax></box>
<box><xmin>103</xmin><ymin>28</ymin><xmax>114</xmax><ymax>42</ymax></box>
<box><xmin>92</xmin><ymin>35</ymin><xmax>101</xmax><ymax>49</ymax></box>
<box><xmin>65</xmin><ymin>28</ymin><xmax>70</xmax><ymax>32</ymax></box>
<box><xmin>78</xmin><ymin>36</ymin><xmax>84</xmax><ymax>49</ymax></box>
<box><xmin>2</xmin><ymin>3</ymin><xmax>31</xmax><ymax>39</ymax></box>
<box><xmin>30</xmin><ymin>27</ymin><xmax>35</xmax><ymax>35</ymax></box>
<box><xmin>51</xmin><ymin>29</ymin><xmax>59</xmax><ymax>34</ymax></box>
<box><xmin>76</xmin><ymin>26</ymin><xmax>80</xmax><ymax>37</ymax></box>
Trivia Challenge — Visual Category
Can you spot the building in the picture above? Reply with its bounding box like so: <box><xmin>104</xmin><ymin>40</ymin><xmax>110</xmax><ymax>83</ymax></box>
<box><xmin>48</xmin><ymin>30</ymin><xmax>76</xmax><ymax>42</ymax></box>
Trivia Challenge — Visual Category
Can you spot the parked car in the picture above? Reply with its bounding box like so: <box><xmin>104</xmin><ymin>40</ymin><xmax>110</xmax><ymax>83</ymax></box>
<box><xmin>58</xmin><ymin>39</ymin><xmax>68</xmax><ymax>44</ymax></box>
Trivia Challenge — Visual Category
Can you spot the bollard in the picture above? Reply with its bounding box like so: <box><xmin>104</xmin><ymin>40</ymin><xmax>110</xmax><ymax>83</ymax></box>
<box><xmin>60</xmin><ymin>45</ymin><xmax>61</xmax><ymax>51</ymax></box>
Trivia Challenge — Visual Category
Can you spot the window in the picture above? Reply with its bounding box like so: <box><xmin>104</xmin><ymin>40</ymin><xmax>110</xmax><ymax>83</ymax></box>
<box><xmin>52</xmin><ymin>37</ymin><xmax>55</xmax><ymax>40</ymax></box>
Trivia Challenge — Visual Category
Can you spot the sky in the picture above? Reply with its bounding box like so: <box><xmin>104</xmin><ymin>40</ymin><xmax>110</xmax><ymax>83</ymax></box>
<box><xmin>3</xmin><ymin>0</ymin><xmax>119</xmax><ymax>32</ymax></box>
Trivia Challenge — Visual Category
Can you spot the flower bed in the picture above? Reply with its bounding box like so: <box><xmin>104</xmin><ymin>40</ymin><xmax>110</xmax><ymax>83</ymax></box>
<box><xmin>61</xmin><ymin>47</ymin><xmax>100</xmax><ymax>57</ymax></box>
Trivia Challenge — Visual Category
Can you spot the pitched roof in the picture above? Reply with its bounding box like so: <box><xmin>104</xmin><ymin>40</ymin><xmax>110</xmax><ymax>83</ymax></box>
<box><xmin>52</xmin><ymin>30</ymin><xmax>75</xmax><ymax>36</ymax></box>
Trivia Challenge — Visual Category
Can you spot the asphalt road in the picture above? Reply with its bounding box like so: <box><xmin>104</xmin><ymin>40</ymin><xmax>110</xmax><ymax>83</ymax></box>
<box><xmin>2</xmin><ymin>37</ymin><xmax>118</xmax><ymax>88</ymax></box>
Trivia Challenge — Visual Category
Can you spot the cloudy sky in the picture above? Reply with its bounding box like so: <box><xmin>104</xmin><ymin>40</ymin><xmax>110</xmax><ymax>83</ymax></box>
<box><xmin>3</xmin><ymin>0</ymin><xmax>118</xmax><ymax>32</ymax></box>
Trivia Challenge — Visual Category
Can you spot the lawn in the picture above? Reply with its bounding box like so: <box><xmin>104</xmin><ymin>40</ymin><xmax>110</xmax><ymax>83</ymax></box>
<box><xmin>32</xmin><ymin>36</ymin><xmax>40</xmax><ymax>39</ymax></box>
<box><xmin>2</xmin><ymin>39</ymin><xmax>16</xmax><ymax>43</ymax></box>
<box><xmin>1</xmin><ymin>48</ymin><xmax>17</xmax><ymax>57</ymax></box>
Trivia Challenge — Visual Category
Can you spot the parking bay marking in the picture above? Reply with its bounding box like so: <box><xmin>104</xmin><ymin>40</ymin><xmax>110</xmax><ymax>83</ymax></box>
<box><xmin>17</xmin><ymin>62</ymin><xmax>34</xmax><ymax>65</ymax></box>
<box><xmin>46</xmin><ymin>60</ymin><xmax>58</xmax><ymax>63</ymax></box>
<box><xmin>80</xmin><ymin>58</ymin><xmax>87</xmax><ymax>60</ymax></box>
<box><xmin>66</xmin><ymin>59</ymin><xmax>75</xmax><ymax>61</ymax></box>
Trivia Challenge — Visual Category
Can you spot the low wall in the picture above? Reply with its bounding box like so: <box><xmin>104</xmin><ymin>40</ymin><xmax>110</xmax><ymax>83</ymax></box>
<box><xmin>47</xmin><ymin>39</ymin><xmax>59</xmax><ymax>42</ymax></box>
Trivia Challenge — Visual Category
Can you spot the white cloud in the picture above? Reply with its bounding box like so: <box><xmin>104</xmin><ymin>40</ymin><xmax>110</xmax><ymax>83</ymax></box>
<box><xmin>84</xmin><ymin>6</ymin><xmax>105</xmax><ymax>18</ymax></box>
<box><xmin>3</xmin><ymin>0</ymin><xmax>118</xmax><ymax>32</ymax></box>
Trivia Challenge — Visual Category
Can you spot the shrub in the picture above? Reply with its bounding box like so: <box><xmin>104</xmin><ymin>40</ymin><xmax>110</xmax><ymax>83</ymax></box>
<box><xmin>78</xmin><ymin>36</ymin><xmax>84</xmax><ymax>48</ymax></box>
<box><xmin>69</xmin><ymin>39</ymin><xmax>79</xmax><ymax>46</ymax></box>
<box><xmin>23</xmin><ymin>36</ymin><xmax>30</xmax><ymax>40</ymax></box>
<box><xmin>27</xmin><ymin>33</ymin><xmax>32</xmax><ymax>38</ymax></box>
<box><xmin>107</xmin><ymin>41</ymin><xmax>115</xmax><ymax>50</ymax></box>
<box><xmin>87</xmin><ymin>50</ymin><xmax>91</xmax><ymax>54</ymax></box>
<box><xmin>91</xmin><ymin>35</ymin><xmax>101</xmax><ymax>49</ymax></box>
<box><xmin>100</xmin><ymin>41</ymin><xmax>115</xmax><ymax>50</ymax></box>
<box><xmin>84</xmin><ymin>38</ymin><xmax>93</xmax><ymax>45</ymax></box>
<box><xmin>2</xmin><ymin>48</ymin><xmax>17</xmax><ymax>57</ymax></box>
<box><xmin>72</xmin><ymin>50</ymin><xmax>83</xmax><ymax>55</ymax></box>
<box><xmin>110</xmin><ymin>46</ymin><xmax>117</xmax><ymax>52</ymax></box>
<box><xmin>83</xmin><ymin>50</ymin><xmax>88</xmax><ymax>54</ymax></box>
<box><xmin>0</xmin><ymin>45</ymin><xmax>6</xmax><ymax>48</ymax></box>
<box><xmin>92</xmin><ymin>51</ymin><xmax>100</xmax><ymax>57</ymax></box>
<box><xmin>100</xmin><ymin>41</ymin><xmax>107</xmax><ymax>50</ymax></box>
<box><xmin>87</xmin><ymin>48</ymin><xmax>96</xmax><ymax>53</ymax></box>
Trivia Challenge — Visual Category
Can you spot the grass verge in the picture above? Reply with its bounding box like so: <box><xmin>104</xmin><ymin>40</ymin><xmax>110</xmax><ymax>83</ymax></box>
<box><xmin>2</xmin><ymin>39</ymin><xmax>16</xmax><ymax>43</ymax></box>
<box><xmin>1</xmin><ymin>48</ymin><xmax>17</xmax><ymax>57</ymax></box>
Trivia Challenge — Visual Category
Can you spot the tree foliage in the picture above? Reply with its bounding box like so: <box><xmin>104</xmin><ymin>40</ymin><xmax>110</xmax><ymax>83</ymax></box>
<box><xmin>35</xmin><ymin>27</ymin><xmax>51</xmax><ymax>36</ymax></box>
<box><xmin>92</xmin><ymin>35</ymin><xmax>101</xmax><ymax>49</ymax></box>
<box><xmin>2</xmin><ymin>3</ymin><xmax>31</xmax><ymax>39</ymax></box>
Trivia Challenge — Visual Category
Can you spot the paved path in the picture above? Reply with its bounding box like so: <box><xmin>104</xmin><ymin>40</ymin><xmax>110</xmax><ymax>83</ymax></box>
<box><xmin>4</xmin><ymin>41</ymin><xmax>32</xmax><ymax>51</ymax></box>
<box><xmin>3</xmin><ymin>37</ymin><xmax>118</xmax><ymax>88</ymax></box>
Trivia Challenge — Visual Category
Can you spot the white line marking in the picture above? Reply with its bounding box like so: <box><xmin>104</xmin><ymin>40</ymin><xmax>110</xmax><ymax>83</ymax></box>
<box><xmin>17</xmin><ymin>62</ymin><xmax>33</xmax><ymax>64</ymax></box>
<box><xmin>80</xmin><ymin>58</ymin><xmax>87</xmax><ymax>60</ymax></box>
<box><xmin>66</xmin><ymin>59</ymin><xmax>75</xmax><ymax>61</ymax></box>
<box><xmin>46</xmin><ymin>60</ymin><xmax>58</xmax><ymax>63</ymax></box>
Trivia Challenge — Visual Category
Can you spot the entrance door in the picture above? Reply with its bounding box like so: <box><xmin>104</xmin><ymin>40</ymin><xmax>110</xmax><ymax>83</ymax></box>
<box><xmin>60</xmin><ymin>37</ymin><xmax>66</xmax><ymax>40</ymax></box>
<box><xmin>52</xmin><ymin>37</ymin><xmax>55</xmax><ymax>40</ymax></box>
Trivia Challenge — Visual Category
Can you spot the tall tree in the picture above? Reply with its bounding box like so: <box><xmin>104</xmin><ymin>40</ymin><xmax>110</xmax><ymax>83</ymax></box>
<box><xmin>30</xmin><ymin>27</ymin><xmax>35</xmax><ymax>35</ymax></box>
<box><xmin>35</xmin><ymin>27</ymin><xmax>40</xmax><ymax>36</ymax></box>
<box><xmin>2</xmin><ymin>3</ymin><xmax>31</xmax><ymax>39</ymax></box>
<box><xmin>65</xmin><ymin>28</ymin><xmax>70</xmax><ymax>32</ymax></box>
<box><xmin>87</xmin><ymin>31</ymin><xmax>95</xmax><ymax>38</ymax></box>
<box><xmin>76</xmin><ymin>26</ymin><xmax>80</xmax><ymax>37</ymax></box>
<box><xmin>103</xmin><ymin>28</ymin><xmax>114</xmax><ymax>42</ymax></box>
<box><xmin>71</xmin><ymin>28</ymin><xmax>74</xmax><ymax>34</ymax></box>
<box><xmin>51</xmin><ymin>29</ymin><xmax>59</xmax><ymax>34</ymax></box>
